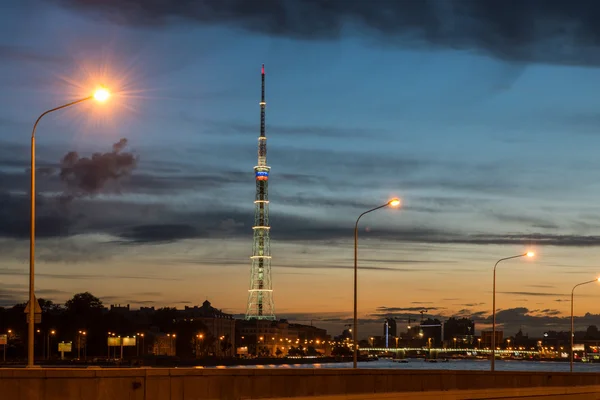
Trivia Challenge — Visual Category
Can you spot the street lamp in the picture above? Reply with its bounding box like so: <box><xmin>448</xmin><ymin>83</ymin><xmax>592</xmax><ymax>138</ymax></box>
<box><xmin>27</xmin><ymin>87</ymin><xmax>109</xmax><ymax>368</ymax></box>
<box><xmin>353</xmin><ymin>198</ymin><xmax>401</xmax><ymax>368</ymax></box>
<box><xmin>491</xmin><ymin>251</ymin><xmax>534</xmax><ymax>372</ymax></box>
<box><xmin>77</xmin><ymin>330</ymin><xmax>87</xmax><ymax>360</ymax></box>
<box><xmin>570</xmin><ymin>278</ymin><xmax>600</xmax><ymax>372</ymax></box>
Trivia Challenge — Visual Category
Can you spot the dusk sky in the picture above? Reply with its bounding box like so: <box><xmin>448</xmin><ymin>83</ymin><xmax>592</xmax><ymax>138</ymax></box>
<box><xmin>3</xmin><ymin>0</ymin><xmax>600</xmax><ymax>338</ymax></box>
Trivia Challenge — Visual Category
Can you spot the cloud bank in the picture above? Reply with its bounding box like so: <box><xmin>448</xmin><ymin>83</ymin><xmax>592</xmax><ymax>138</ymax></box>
<box><xmin>56</xmin><ymin>0</ymin><xmax>600</xmax><ymax>66</ymax></box>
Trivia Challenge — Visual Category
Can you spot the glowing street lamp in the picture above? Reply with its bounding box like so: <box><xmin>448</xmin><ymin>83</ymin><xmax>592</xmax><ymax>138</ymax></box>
<box><xmin>570</xmin><ymin>278</ymin><xmax>600</xmax><ymax>372</ymax></box>
<box><xmin>353</xmin><ymin>198</ymin><xmax>401</xmax><ymax>368</ymax></box>
<box><xmin>491</xmin><ymin>251</ymin><xmax>535</xmax><ymax>372</ymax></box>
<box><xmin>93</xmin><ymin>87</ymin><xmax>110</xmax><ymax>102</ymax></box>
<box><xmin>27</xmin><ymin>88</ymin><xmax>110</xmax><ymax>368</ymax></box>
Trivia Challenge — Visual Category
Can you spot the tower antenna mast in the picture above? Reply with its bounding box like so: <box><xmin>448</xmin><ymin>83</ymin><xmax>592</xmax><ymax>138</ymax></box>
<box><xmin>245</xmin><ymin>64</ymin><xmax>276</xmax><ymax>320</ymax></box>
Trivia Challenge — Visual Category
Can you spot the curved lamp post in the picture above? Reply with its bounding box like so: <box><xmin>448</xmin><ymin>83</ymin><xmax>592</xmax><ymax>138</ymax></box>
<box><xmin>353</xmin><ymin>198</ymin><xmax>401</xmax><ymax>368</ymax></box>
<box><xmin>491</xmin><ymin>251</ymin><xmax>534</xmax><ymax>372</ymax></box>
<box><xmin>27</xmin><ymin>88</ymin><xmax>110</xmax><ymax>368</ymax></box>
<box><xmin>570</xmin><ymin>278</ymin><xmax>600</xmax><ymax>372</ymax></box>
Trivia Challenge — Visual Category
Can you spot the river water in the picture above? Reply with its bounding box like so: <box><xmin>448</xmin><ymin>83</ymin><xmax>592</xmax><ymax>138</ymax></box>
<box><xmin>226</xmin><ymin>359</ymin><xmax>600</xmax><ymax>372</ymax></box>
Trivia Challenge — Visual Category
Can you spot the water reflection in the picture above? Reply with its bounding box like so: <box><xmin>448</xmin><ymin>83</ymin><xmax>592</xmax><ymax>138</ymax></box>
<box><xmin>222</xmin><ymin>359</ymin><xmax>600</xmax><ymax>372</ymax></box>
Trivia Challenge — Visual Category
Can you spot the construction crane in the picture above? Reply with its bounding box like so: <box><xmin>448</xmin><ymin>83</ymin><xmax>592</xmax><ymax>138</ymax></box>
<box><xmin>420</xmin><ymin>309</ymin><xmax>428</xmax><ymax>323</ymax></box>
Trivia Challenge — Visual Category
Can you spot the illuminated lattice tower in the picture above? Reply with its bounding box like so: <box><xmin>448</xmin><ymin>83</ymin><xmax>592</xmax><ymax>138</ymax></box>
<box><xmin>245</xmin><ymin>64</ymin><xmax>276</xmax><ymax>320</ymax></box>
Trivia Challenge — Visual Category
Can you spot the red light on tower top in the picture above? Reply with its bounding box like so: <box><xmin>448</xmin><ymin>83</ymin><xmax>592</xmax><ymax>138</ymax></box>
<box><xmin>262</xmin><ymin>64</ymin><xmax>265</xmax><ymax>75</ymax></box>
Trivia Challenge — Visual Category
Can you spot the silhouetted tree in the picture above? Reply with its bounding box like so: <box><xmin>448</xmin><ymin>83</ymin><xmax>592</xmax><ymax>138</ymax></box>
<box><xmin>306</xmin><ymin>346</ymin><xmax>318</xmax><ymax>356</ymax></box>
<box><xmin>586</xmin><ymin>325</ymin><xmax>600</xmax><ymax>340</ymax></box>
<box><xmin>331</xmin><ymin>345</ymin><xmax>352</xmax><ymax>357</ymax></box>
<box><xmin>220</xmin><ymin>334</ymin><xmax>233</xmax><ymax>357</ymax></box>
<box><xmin>65</xmin><ymin>292</ymin><xmax>103</xmax><ymax>315</ymax></box>
<box><xmin>288</xmin><ymin>346</ymin><xmax>305</xmax><ymax>357</ymax></box>
<box><xmin>198</xmin><ymin>331</ymin><xmax>217</xmax><ymax>357</ymax></box>
<box><xmin>174</xmin><ymin>319</ymin><xmax>209</xmax><ymax>359</ymax></box>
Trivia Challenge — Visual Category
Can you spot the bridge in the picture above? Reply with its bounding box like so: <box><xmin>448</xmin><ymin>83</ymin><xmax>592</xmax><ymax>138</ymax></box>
<box><xmin>368</xmin><ymin>347</ymin><xmax>540</xmax><ymax>355</ymax></box>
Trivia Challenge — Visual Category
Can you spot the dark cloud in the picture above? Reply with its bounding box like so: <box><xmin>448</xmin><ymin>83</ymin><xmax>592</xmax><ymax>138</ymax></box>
<box><xmin>488</xmin><ymin>212</ymin><xmax>559</xmax><ymax>230</ymax></box>
<box><xmin>111</xmin><ymin>212</ymin><xmax>600</xmax><ymax>247</ymax></box>
<box><xmin>367</xmin><ymin>306</ymin><xmax>600</xmax><ymax>336</ymax></box>
<box><xmin>499</xmin><ymin>291</ymin><xmax>568</xmax><ymax>297</ymax></box>
<box><xmin>0</xmin><ymin>267</ymin><xmax>181</xmax><ymax>281</ymax></box>
<box><xmin>5</xmin><ymin>193</ymin><xmax>600</xmax><ymax>252</ymax></box>
<box><xmin>118</xmin><ymin>224</ymin><xmax>204</xmax><ymax>244</ymax></box>
<box><xmin>375</xmin><ymin>306</ymin><xmax>444</xmax><ymax>313</ymax></box>
<box><xmin>0</xmin><ymin>283</ymin><xmax>71</xmax><ymax>307</ymax></box>
<box><xmin>0</xmin><ymin>44</ymin><xmax>64</xmax><ymax>64</ymax></box>
<box><xmin>0</xmin><ymin>192</ymin><xmax>71</xmax><ymax>239</ymax></box>
<box><xmin>55</xmin><ymin>0</ymin><xmax>600</xmax><ymax>67</ymax></box>
<box><xmin>361</xmin><ymin>259</ymin><xmax>455</xmax><ymax>265</ymax></box>
<box><xmin>0</xmin><ymin>140</ymin><xmax>551</xmax><ymax>202</ymax></box>
<box><xmin>59</xmin><ymin>138</ymin><xmax>138</xmax><ymax>200</ymax></box>
<box><xmin>210</xmin><ymin>120</ymin><xmax>387</xmax><ymax>139</ymax></box>
<box><xmin>277</xmin><ymin>264</ymin><xmax>435</xmax><ymax>273</ymax></box>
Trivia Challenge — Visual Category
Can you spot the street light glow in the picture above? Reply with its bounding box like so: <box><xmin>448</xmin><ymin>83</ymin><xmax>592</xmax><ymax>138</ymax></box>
<box><xmin>388</xmin><ymin>198</ymin><xmax>401</xmax><ymax>207</ymax></box>
<box><xmin>93</xmin><ymin>87</ymin><xmax>110</xmax><ymax>102</ymax></box>
<box><xmin>526</xmin><ymin>251</ymin><xmax>535</xmax><ymax>257</ymax></box>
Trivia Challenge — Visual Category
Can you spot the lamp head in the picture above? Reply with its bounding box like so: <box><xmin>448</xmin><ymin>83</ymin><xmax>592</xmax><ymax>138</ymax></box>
<box><xmin>526</xmin><ymin>252</ymin><xmax>535</xmax><ymax>258</ymax></box>
<box><xmin>388</xmin><ymin>198</ymin><xmax>401</xmax><ymax>207</ymax></box>
<box><xmin>93</xmin><ymin>87</ymin><xmax>110</xmax><ymax>102</ymax></box>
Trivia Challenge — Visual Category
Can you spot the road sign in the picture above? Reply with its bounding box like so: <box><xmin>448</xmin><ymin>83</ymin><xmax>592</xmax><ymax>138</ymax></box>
<box><xmin>58</xmin><ymin>342</ymin><xmax>72</xmax><ymax>352</ymax></box>
<box><xmin>0</xmin><ymin>334</ymin><xmax>7</xmax><ymax>345</ymax></box>
<box><xmin>24</xmin><ymin>296</ymin><xmax>42</xmax><ymax>324</ymax></box>
<box><xmin>24</xmin><ymin>296</ymin><xmax>42</xmax><ymax>313</ymax></box>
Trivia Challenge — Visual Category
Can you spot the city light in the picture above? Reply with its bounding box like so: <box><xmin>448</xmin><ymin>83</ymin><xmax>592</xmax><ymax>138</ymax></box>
<box><xmin>93</xmin><ymin>87</ymin><xmax>110</xmax><ymax>102</ymax></box>
<box><xmin>388</xmin><ymin>198</ymin><xmax>401</xmax><ymax>207</ymax></box>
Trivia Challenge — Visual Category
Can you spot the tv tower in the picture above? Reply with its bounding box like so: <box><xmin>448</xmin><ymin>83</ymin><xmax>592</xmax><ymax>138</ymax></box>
<box><xmin>245</xmin><ymin>64</ymin><xmax>276</xmax><ymax>321</ymax></box>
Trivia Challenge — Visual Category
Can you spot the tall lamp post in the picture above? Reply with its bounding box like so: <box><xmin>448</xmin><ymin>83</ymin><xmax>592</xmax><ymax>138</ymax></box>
<box><xmin>47</xmin><ymin>330</ymin><xmax>55</xmax><ymax>360</ymax></box>
<box><xmin>353</xmin><ymin>198</ymin><xmax>401</xmax><ymax>368</ymax></box>
<box><xmin>27</xmin><ymin>88</ymin><xmax>110</xmax><ymax>368</ymax></box>
<box><xmin>491</xmin><ymin>251</ymin><xmax>534</xmax><ymax>372</ymax></box>
<box><xmin>570</xmin><ymin>278</ymin><xmax>600</xmax><ymax>372</ymax></box>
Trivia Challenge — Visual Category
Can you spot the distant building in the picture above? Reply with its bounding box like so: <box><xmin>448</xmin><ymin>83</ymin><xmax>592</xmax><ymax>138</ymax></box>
<box><xmin>481</xmin><ymin>330</ymin><xmax>503</xmax><ymax>349</ymax></box>
<box><xmin>109</xmin><ymin>304</ymin><xmax>130</xmax><ymax>313</ymax></box>
<box><xmin>177</xmin><ymin>300</ymin><xmax>236</xmax><ymax>357</ymax></box>
<box><xmin>237</xmin><ymin>319</ymin><xmax>329</xmax><ymax>357</ymax></box>
<box><xmin>420</xmin><ymin>318</ymin><xmax>443</xmax><ymax>347</ymax></box>
<box><xmin>443</xmin><ymin>317</ymin><xmax>475</xmax><ymax>347</ymax></box>
<box><xmin>383</xmin><ymin>318</ymin><xmax>397</xmax><ymax>338</ymax></box>
<box><xmin>511</xmin><ymin>328</ymin><xmax>538</xmax><ymax>350</ymax></box>
<box><xmin>152</xmin><ymin>334</ymin><xmax>176</xmax><ymax>356</ymax></box>
<box><xmin>238</xmin><ymin>319</ymin><xmax>297</xmax><ymax>357</ymax></box>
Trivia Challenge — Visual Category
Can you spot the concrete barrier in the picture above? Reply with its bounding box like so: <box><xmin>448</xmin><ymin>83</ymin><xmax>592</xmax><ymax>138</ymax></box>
<box><xmin>1</xmin><ymin>368</ymin><xmax>600</xmax><ymax>400</ymax></box>
<box><xmin>270</xmin><ymin>386</ymin><xmax>600</xmax><ymax>400</ymax></box>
